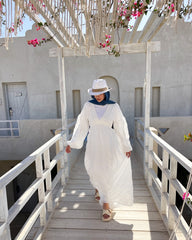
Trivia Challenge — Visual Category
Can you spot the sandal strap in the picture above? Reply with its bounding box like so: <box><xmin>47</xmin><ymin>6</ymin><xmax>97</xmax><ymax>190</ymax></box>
<box><xmin>95</xmin><ymin>191</ymin><xmax>100</xmax><ymax>198</ymax></box>
<box><xmin>102</xmin><ymin>209</ymin><xmax>112</xmax><ymax>216</ymax></box>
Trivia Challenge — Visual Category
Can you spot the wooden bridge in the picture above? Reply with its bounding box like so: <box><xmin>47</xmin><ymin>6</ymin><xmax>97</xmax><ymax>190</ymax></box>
<box><xmin>42</xmin><ymin>150</ymin><xmax>170</xmax><ymax>240</ymax></box>
<box><xmin>0</xmin><ymin>119</ymin><xmax>191</xmax><ymax>240</ymax></box>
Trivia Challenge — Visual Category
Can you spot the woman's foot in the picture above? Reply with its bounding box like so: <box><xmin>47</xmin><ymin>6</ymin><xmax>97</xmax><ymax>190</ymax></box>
<box><xmin>102</xmin><ymin>208</ymin><xmax>113</xmax><ymax>222</ymax></box>
<box><xmin>102</xmin><ymin>203</ymin><xmax>113</xmax><ymax>221</ymax></box>
<box><xmin>95</xmin><ymin>189</ymin><xmax>100</xmax><ymax>201</ymax></box>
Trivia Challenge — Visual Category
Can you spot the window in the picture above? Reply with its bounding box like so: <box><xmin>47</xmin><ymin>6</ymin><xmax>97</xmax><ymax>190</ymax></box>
<box><xmin>135</xmin><ymin>88</ymin><xmax>143</xmax><ymax>117</ymax></box>
<box><xmin>152</xmin><ymin>87</ymin><xmax>160</xmax><ymax>117</ymax></box>
<box><xmin>72</xmin><ymin>90</ymin><xmax>81</xmax><ymax>118</ymax></box>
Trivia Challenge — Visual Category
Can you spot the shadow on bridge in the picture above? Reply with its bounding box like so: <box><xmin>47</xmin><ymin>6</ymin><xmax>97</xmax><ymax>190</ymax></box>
<box><xmin>42</xmin><ymin>150</ymin><xmax>169</xmax><ymax>240</ymax></box>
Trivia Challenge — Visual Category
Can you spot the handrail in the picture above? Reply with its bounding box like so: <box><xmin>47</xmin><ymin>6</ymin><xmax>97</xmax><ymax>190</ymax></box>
<box><xmin>135</xmin><ymin>119</ymin><xmax>192</xmax><ymax>239</ymax></box>
<box><xmin>0</xmin><ymin>120</ymin><xmax>76</xmax><ymax>240</ymax></box>
<box><xmin>0</xmin><ymin>133</ymin><xmax>63</xmax><ymax>189</ymax></box>
<box><xmin>146</xmin><ymin>128</ymin><xmax>192</xmax><ymax>172</ymax></box>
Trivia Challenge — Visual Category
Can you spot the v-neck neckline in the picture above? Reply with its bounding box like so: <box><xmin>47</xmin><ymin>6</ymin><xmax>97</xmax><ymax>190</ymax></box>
<box><xmin>93</xmin><ymin>104</ymin><xmax>109</xmax><ymax>120</ymax></box>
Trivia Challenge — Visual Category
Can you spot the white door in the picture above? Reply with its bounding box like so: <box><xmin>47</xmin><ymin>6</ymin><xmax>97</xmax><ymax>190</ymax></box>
<box><xmin>5</xmin><ymin>83</ymin><xmax>29</xmax><ymax>120</ymax></box>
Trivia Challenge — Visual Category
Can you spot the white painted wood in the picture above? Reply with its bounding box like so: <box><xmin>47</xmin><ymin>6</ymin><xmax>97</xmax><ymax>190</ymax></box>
<box><xmin>148</xmin><ymin>137</ymin><xmax>154</xmax><ymax>186</ymax></box>
<box><xmin>0</xmin><ymin>119</ymin><xmax>75</xmax><ymax>240</ymax></box>
<box><xmin>0</xmin><ymin>187</ymin><xmax>8</xmax><ymax>221</ymax></box>
<box><xmin>137</xmin><ymin>123</ymin><xmax>192</xmax><ymax>237</ymax></box>
<box><xmin>61</xmin><ymin>41</ymin><xmax>160</xmax><ymax>56</ymax></box>
<box><xmin>144</xmin><ymin>42</ymin><xmax>152</xmax><ymax>180</ymax></box>
<box><xmin>170</xmin><ymin>205</ymin><xmax>189</xmax><ymax>239</ymax></box>
<box><xmin>129</xmin><ymin>16</ymin><xmax>144</xmax><ymax>43</ymax></box>
<box><xmin>168</xmin><ymin>156</ymin><xmax>177</xmax><ymax>231</ymax></box>
<box><xmin>0</xmin><ymin>187</ymin><xmax>11</xmax><ymax>240</ymax></box>
<box><xmin>148</xmin><ymin>186</ymin><xmax>161</xmax><ymax>212</ymax></box>
<box><xmin>111</xmin><ymin>0</ymin><xmax>118</xmax><ymax>43</ymax></box>
<box><xmin>24</xmin><ymin>8</ymin><xmax>65</xmax><ymax>47</ymax></box>
<box><xmin>138</xmin><ymin>12</ymin><xmax>157</xmax><ymax>43</ymax></box>
<box><xmin>42</xmin><ymin>152</ymin><xmax>169</xmax><ymax>240</ymax></box>
<box><xmin>35</xmin><ymin>155</ymin><xmax>47</xmax><ymax>226</ymax></box>
<box><xmin>161</xmin><ymin>149</ymin><xmax>169</xmax><ymax>215</ymax></box>
<box><xmin>148</xmin><ymin>168</ymin><xmax>162</xmax><ymax>191</ymax></box>
<box><xmin>44</xmin><ymin>149</ymin><xmax>53</xmax><ymax>212</ymax></box>
<box><xmin>150</xmin><ymin>151</ymin><xmax>163</xmax><ymax>169</ymax></box>
<box><xmin>64</xmin><ymin>0</ymin><xmax>86</xmax><ymax>44</ymax></box>
<box><xmin>58</xmin><ymin>48</ymin><xmax>68</xmax><ymax>184</ymax></box>
<box><xmin>43</xmin><ymin>228</ymin><xmax>170</xmax><ymax>240</ymax></box>
<box><xmin>146</xmin><ymin>128</ymin><xmax>192</xmax><ymax>172</ymax></box>
<box><xmin>148</xmin><ymin>17</ymin><xmax>166</xmax><ymax>41</ymax></box>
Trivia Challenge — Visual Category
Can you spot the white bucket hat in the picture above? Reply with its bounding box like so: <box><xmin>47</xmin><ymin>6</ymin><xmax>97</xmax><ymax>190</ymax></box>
<box><xmin>88</xmin><ymin>79</ymin><xmax>111</xmax><ymax>96</ymax></box>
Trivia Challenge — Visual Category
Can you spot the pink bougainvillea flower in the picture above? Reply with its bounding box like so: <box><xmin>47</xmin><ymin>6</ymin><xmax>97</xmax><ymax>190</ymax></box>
<box><xmin>182</xmin><ymin>192</ymin><xmax>189</xmax><ymax>200</ymax></box>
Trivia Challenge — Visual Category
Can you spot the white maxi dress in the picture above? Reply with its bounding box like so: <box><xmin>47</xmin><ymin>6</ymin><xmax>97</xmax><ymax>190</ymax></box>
<box><xmin>67</xmin><ymin>102</ymin><xmax>133</xmax><ymax>208</ymax></box>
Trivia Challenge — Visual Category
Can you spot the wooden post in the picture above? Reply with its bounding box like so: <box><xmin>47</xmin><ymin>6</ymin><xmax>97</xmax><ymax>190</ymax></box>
<box><xmin>168</xmin><ymin>155</ymin><xmax>177</xmax><ymax>230</ymax></box>
<box><xmin>57</xmin><ymin>48</ymin><xmax>69</xmax><ymax>180</ymax></box>
<box><xmin>148</xmin><ymin>136</ymin><xmax>153</xmax><ymax>187</ymax></box>
<box><xmin>44</xmin><ymin>149</ymin><xmax>53</xmax><ymax>212</ymax></box>
<box><xmin>0</xmin><ymin>187</ymin><xmax>11</xmax><ymax>240</ymax></box>
<box><xmin>161</xmin><ymin>149</ymin><xmax>169</xmax><ymax>215</ymax></box>
<box><xmin>35</xmin><ymin>155</ymin><xmax>46</xmax><ymax>226</ymax></box>
<box><xmin>144</xmin><ymin>42</ymin><xmax>152</xmax><ymax>180</ymax></box>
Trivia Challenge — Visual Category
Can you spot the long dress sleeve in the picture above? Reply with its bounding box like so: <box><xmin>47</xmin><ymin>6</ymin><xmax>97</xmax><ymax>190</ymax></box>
<box><xmin>113</xmin><ymin>103</ymin><xmax>132</xmax><ymax>152</ymax></box>
<box><xmin>67</xmin><ymin>103</ymin><xmax>89</xmax><ymax>149</ymax></box>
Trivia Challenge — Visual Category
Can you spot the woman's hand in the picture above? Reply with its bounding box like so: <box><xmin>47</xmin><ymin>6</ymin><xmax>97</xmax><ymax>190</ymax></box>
<box><xmin>126</xmin><ymin>151</ymin><xmax>131</xmax><ymax>158</ymax></box>
<box><xmin>66</xmin><ymin>145</ymin><xmax>71</xmax><ymax>153</ymax></box>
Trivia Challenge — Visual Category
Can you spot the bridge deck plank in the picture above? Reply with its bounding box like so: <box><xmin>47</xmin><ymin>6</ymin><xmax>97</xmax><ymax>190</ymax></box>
<box><xmin>42</xmin><ymin>151</ymin><xmax>170</xmax><ymax>240</ymax></box>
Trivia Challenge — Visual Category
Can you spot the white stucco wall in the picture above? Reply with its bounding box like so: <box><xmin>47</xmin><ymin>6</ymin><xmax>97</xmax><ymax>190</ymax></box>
<box><xmin>0</xmin><ymin>20</ymin><xmax>191</xmax><ymax>160</ymax></box>
<box><xmin>0</xmin><ymin>26</ymin><xmax>59</xmax><ymax>120</ymax></box>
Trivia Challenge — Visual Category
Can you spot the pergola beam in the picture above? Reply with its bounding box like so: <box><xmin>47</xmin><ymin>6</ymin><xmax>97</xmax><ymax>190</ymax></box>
<box><xmin>25</xmin><ymin>10</ymin><xmax>65</xmax><ymax>47</ymax></box>
<box><xmin>81</xmin><ymin>0</ymin><xmax>96</xmax><ymax>45</ymax></box>
<box><xmin>147</xmin><ymin>17</ymin><xmax>166</xmax><ymax>41</ymax></box>
<box><xmin>138</xmin><ymin>12</ymin><xmax>157</xmax><ymax>43</ymax></box>
<box><xmin>129</xmin><ymin>15</ymin><xmax>144</xmax><ymax>43</ymax></box>
<box><xmin>111</xmin><ymin>0</ymin><xmax>118</xmax><ymax>43</ymax></box>
<box><xmin>59</xmin><ymin>41</ymin><xmax>160</xmax><ymax>57</ymax></box>
<box><xmin>30</xmin><ymin>0</ymin><xmax>79</xmax><ymax>47</ymax></box>
<box><xmin>64</xmin><ymin>0</ymin><xmax>86</xmax><ymax>44</ymax></box>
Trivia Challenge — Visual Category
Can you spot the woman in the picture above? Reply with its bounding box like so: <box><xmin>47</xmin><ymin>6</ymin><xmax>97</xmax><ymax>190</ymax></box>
<box><xmin>66</xmin><ymin>79</ymin><xmax>133</xmax><ymax>221</ymax></box>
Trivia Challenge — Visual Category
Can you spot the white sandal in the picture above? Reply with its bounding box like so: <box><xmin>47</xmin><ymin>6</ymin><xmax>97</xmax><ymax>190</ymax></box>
<box><xmin>102</xmin><ymin>209</ymin><xmax>113</xmax><ymax>222</ymax></box>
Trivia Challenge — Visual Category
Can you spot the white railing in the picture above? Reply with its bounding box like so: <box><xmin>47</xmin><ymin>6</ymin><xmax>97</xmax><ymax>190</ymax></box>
<box><xmin>0</xmin><ymin>120</ymin><xmax>20</xmax><ymax>137</ymax></box>
<box><xmin>135</xmin><ymin>119</ymin><xmax>192</xmax><ymax>239</ymax></box>
<box><xmin>0</xmin><ymin>120</ymin><xmax>76</xmax><ymax>240</ymax></box>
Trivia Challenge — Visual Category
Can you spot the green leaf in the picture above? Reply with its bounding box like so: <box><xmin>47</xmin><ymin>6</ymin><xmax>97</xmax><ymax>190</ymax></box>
<box><xmin>38</xmin><ymin>22</ymin><xmax>43</xmax><ymax>27</ymax></box>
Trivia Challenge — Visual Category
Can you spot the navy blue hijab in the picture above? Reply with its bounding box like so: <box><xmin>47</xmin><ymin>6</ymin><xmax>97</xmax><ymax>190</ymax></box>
<box><xmin>89</xmin><ymin>91</ymin><xmax>116</xmax><ymax>105</ymax></box>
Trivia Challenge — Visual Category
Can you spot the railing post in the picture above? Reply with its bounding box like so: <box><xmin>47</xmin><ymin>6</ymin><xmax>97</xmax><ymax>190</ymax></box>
<box><xmin>148</xmin><ymin>135</ymin><xmax>153</xmax><ymax>187</ymax></box>
<box><xmin>161</xmin><ymin>149</ymin><xmax>169</xmax><ymax>215</ymax></box>
<box><xmin>59</xmin><ymin>137</ymin><xmax>66</xmax><ymax>186</ymax></box>
<box><xmin>168</xmin><ymin>155</ymin><xmax>177</xmax><ymax>230</ymax></box>
<box><xmin>35</xmin><ymin>155</ymin><xmax>46</xmax><ymax>226</ymax></box>
<box><xmin>44</xmin><ymin>149</ymin><xmax>53</xmax><ymax>212</ymax></box>
<box><xmin>151</xmin><ymin>128</ymin><xmax>158</xmax><ymax>175</ymax></box>
<box><xmin>0</xmin><ymin>187</ymin><xmax>11</xmax><ymax>240</ymax></box>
